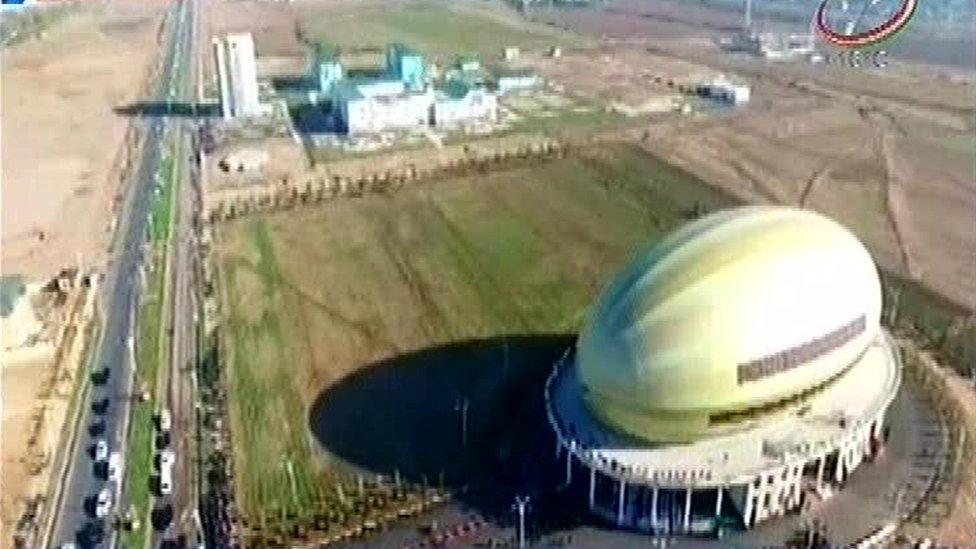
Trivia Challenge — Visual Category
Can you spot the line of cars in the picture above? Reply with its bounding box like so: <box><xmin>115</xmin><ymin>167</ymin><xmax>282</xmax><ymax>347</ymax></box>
<box><xmin>61</xmin><ymin>365</ymin><xmax>118</xmax><ymax>549</ymax></box>
<box><xmin>156</xmin><ymin>408</ymin><xmax>175</xmax><ymax>498</ymax></box>
<box><xmin>70</xmin><ymin>363</ymin><xmax>178</xmax><ymax>548</ymax></box>
<box><xmin>92</xmin><ymin>439</ymin><xmax>122</xmax><ymax>518</ymax></box>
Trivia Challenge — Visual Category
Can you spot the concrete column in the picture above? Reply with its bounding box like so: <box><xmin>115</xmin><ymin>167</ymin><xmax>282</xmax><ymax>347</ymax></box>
<box><xmin>834</xmin><ymin>446</ymin><xmax>845</xmax><ymax>483</ymax></box>
<box><xmin>617</xmin><ymin>481</ymin><xmax>626</xmax><ymax>526</ymax></box>
<box><xmin>743</xmin><ymin>482</ymin><xmax>755</xmax><ymax>529</ymax></box>
<box><xmin>756</xmin><ymin>475</ymin><xmax>766</xmax><ymax>524</ymax></box>
<box><xmin>683</xmin><ymin>487</ymin><xmax>692</xmax><ymax>533</ymax></box>
<box><xmin>589</xmin><ymin>467</ymin><xmax>596</xmax><ymax>510</ymax></box>
<box><xmin>816</xmin><ymin>455</ymin><xmax>825</xmax><ymax>489</ymax></box>
<box><xmin>792</xmin><ymin>465</ymin><xmax>803</xmax><ymax>509</ymax></box>
<box><xmin>565</xmin><ymin>441</ymin><xmax>574</xmax><ymax>485</ymax></box>
<box><xmin>651</xmin><ymin>486</ymin><xmax>659</xmax><ymax>531</ymax></box>
<box><xmin>714</xmin><ymin>486</ymin><xmax>723</xmax><ymax>519</ymax></box>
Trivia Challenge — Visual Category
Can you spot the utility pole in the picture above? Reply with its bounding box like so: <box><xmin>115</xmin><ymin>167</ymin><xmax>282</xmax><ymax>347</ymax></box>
<box><xmin>744</xmin><ymin>0</ymin><xmax>752</xmax><ymax>30</ymax></box>
<box><xmin>892</xmin><ymin>486</ymin><xmax>905</xmax><ymax>519</ymax></box>
<box><xmin>455</xmin><ymin>395</ymin><xmax>469</xmax><ymax>448</ymax></box>
<box><xmin>284</xmin><ymin>458</ymin><xmax>298</xmax><ymax>511</ymax></box>
<box><xmin>501</xmin><ymin>335</ymin><xmax>510</xmax><ymax>378</ymax></box>
<box><xmin>513</xmin><ymin>495</ymin><xmax>531</xmax><ymax>549</ymax></box>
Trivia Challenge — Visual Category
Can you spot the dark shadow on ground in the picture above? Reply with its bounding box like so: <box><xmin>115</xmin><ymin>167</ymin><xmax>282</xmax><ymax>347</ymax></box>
<box><xmin>344</xmin><ymin>68</ymin><xmax>386</xmax><ymax>79</ymax></box>
<box><xmin>113</xmin><ymin>101</ymin><xmax>222</xmax><ymax>118</ymax></box>
<box><xmin>308</xmin><ymin>334</ymin><xmax>593</xmax><ymax>529</ymax></box>
<box><xmin>271</xmin><ymin>75</ymin><xmax>317</xmax><ymax>93</ymax></box>
<box><xmin>289</xmin><ymin>102</ymin><xmax>340</xmax><ymax>134</ymax></box>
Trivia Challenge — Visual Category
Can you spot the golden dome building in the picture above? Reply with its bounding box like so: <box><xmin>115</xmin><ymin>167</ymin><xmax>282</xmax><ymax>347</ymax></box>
<box><xmin>545</xmin><ymin>206</ymin><xmax>901</xmax><ymax>535</ymax></box>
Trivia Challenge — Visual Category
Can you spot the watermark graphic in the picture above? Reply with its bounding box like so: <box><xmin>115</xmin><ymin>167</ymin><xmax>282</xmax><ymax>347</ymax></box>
<box><xmin>814</xmin><ymin>0</ymin><xmax>917</xmax><ymax>48</ymax></box>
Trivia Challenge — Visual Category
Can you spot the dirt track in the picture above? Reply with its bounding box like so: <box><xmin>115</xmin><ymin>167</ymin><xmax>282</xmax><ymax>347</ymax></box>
<box><xmin>530</xmin><ymin>3</ymin><xmax>976</xmax><ymax>312</ymax></box>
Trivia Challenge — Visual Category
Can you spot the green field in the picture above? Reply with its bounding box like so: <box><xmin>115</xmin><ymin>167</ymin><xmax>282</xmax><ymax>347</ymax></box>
<box><xmin>507</xmin><ymin>104</ymin><xmax>633</xmax><ymax>136</ymax></box>
<box><xmin>216</xmin><ymin>143</ymin><xmax>731</xmax><ymax>531</ymax></box>
<box><xmin>150</xmin><ymin>152</ymin><xmax>175</xmax><ymax>243</ymax></box>
<box><xmin>298</xmin><ymin>0</ymin><xmax>580</xmax><ymax>57</ymax></box>
<box><xmin>215</xmin><ymin>139</ymin><xmax>976</xmax><ymax>542</ymax></box>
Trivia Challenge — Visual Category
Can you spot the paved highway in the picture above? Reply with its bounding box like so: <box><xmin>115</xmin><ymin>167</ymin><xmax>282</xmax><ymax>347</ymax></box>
<box><xmin>48</xmin><ymin>0</ymin><xmax>196</xmax><ymax>547</ymax></box>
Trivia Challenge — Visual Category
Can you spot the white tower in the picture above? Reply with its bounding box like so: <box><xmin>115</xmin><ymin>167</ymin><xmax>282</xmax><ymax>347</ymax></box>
<box><xmin>213</xmin><ymin>38</ymin><xmax>232</xmax><ymax>119</ymax></box>
<box><xmin>213</xmin><ymin>33</ymin><xmax>261</xmax><ymax>118</ymax></box>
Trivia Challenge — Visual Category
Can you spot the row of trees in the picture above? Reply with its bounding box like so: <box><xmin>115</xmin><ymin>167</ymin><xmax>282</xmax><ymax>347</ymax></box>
<box><xmin>205</xmin><ymin>140</ymin><xmax>566</xmax><ymax>224</ymax></box>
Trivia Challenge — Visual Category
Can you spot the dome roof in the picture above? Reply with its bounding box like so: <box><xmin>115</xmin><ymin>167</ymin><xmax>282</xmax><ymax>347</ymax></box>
<box><xmin>577</xmin><ymin>206</ymin><xmax>882</xmax><ymax>442</ymax></box>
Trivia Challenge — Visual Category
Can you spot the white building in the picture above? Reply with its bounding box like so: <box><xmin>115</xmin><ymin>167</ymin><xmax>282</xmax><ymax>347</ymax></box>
<box><xmin>335</xmin><ymin>76</ymin><xmax>500</xmax><ymax>135</ymax></box>
<box><xmin>353</xmin><ymin>78</ymin><xmax>406</xmax><ymax>98</ymax></box>
<box><xmin>338</xmin><ymin>84</ymin><xmax>432</xmax><ymax>135</ymax></box>
<box><xmin>719</xmin><ymin>32</ymin><xmax>815</xmax><ymax>61</ymax></box>
<box><xmin>433</xmin><ymin>88</ymin><xmax>498</xmax><ymax>128</ymax></box>
<box><xmin>213</xmin><ymin>33</ymin><xmax>262</xmax><ymax>119</ymax></box>
<box><xmin>702</xmin><ymin>77</ymin><xmax>751</xmax><ymax>105</ymax></box>
<box><xmin>496</xmin><ymin>72</ymin><xmax>540</xmax><ymax>95</ymax></box>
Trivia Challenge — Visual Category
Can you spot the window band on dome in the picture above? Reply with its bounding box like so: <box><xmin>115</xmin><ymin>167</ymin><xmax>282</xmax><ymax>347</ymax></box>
<box><xmin>737</xmin><ymin>315</ymin><xmax>867</xmax><ymax>384</ymax></box>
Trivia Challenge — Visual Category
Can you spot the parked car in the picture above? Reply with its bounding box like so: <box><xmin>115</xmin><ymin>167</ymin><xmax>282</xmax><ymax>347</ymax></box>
<box><xmin>107</xmin><ymin>451</ymin><xmax>123</xmax><ymax>482</ymax></box>
<box><xmin>88</xmin><ymin>419</ymin><xmax>106</xmax><ymax>437</ymax></box>
<box><xmin>79</xmin><ymin>521</ymin><xmax>104</xmax><ymax>547</ymax></box>
<box><xmin>91</xmin><ymin>366</ymin><xmax>110</xmax><ymax>385</ymax></box>
<box><xmin>158</xmin><ymin>408</ymin><xmax>172</xmax><ymax>432</ymax></box>
<box><xmin>159</xmin><ymin>449</ymin><xmax>175</xmax><ymax>470</ymax></box>
<box><xmin>159</xmin><ymin>465</ymin><xmax>173</xmax><ymax>496</ymax></box>
<box><xmin>94</xmin><ymin>440</ymin><xmax>108</xmax><ymax>462</ymax></box>
<box><xmin>95</xmin><ymin>488</ymin><xmax>112</xmax><ymax>518</ymax></box>
<box><xmin>92</xmin><ymin>397</ymin><xmax>110</xmax><ymax>415</ymax></box>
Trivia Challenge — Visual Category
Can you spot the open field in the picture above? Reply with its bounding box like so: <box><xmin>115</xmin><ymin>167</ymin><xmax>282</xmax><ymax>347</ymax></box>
<box><xmin>531</xmin><ymin>2</ymin><xmax>976</xmax><ymax>312</ymax></box>
<box><xmin>204</xmin><ymin>0</ymin><xmax>305</xmax><ymax>82</ymax></box>
<box><xmin>294</xmin><ymin>0</ymin><xmax>583</xmax><ymax>59</ymax></box>
<box><xmin>204</xmin><ymin>0</ymin><xmax>585</xmax><ymax>85</ymax></box>
<box><xmin>1</xmin><ymin>1</ymin><xmax>166</xmax><ymax>280</ymax></box>
<box><xmin>1</xmin><ymin>357</ymin><xmax>53</xmax><ymax>539</ymax></box>
<box><xmin>501</xmin><ymin>90</ymin><xmax>635</xmax><ymax>136</ymax></box>
<box><xmin>215</xmin><ymin>143</ymin><xmax>975</xmax><ymax>545</ymax></box>
<box><xmin>531</xmin><ymin>2</ymin><xmax>975</xmax><ymax>541</ymax></box>
<box><xmin>215</xmin><ymin>143</ymin><xmax>730</xmax><ymax>531</ymax></box>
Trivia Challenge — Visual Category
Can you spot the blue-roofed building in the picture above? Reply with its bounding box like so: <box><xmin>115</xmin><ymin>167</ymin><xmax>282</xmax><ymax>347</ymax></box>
<box><xmin>350</xmin><ymin>77</ymin><xmax>406</xmax><ymax>98</ymax></box>
<box><xmin>317</xmin><ymin>58</ymin><xmax>345</xmax><ymax>94</ymax></box>
<box><xmin>385</xmin><ymin>44</ymin><xmax>426</xmax><ymax>90</ymax></box>
<box><xmin>315</xmin><ymin>42</ymin><xmax>500</xmax><ymax>135</ymax></box>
